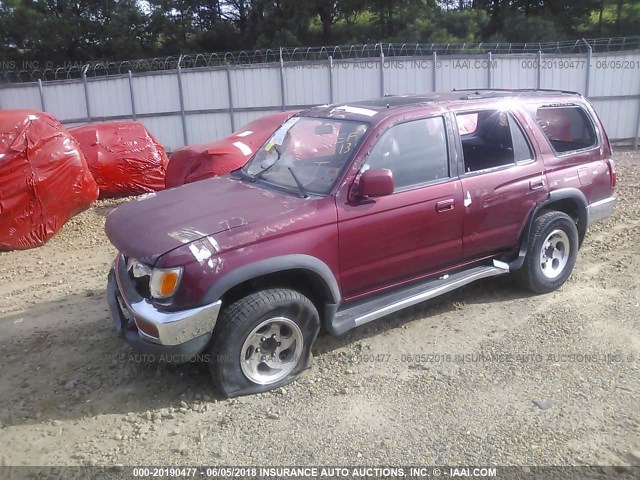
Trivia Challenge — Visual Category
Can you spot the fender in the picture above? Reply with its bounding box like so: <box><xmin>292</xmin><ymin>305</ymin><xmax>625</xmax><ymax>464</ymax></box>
<box><xmin>201</xmin><ymin>254</ymin><xmax>341</xmax><ymax>306</ymax></box>
<box><xmin>509</xmin><ymin>188</ymin><xmax>588</xmax><ymax>270</ymax></box>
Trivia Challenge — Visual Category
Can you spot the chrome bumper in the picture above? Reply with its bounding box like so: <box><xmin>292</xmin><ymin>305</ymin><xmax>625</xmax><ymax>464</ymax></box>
<box><xmin>110</xmin><ymin>254</ymin><xmax>221</xmax><ymax>346</ymax></box>
<box><xmin>587</xmin><ymin>196</ymin><xmax>616</xmax><ymax>225</ymax></box>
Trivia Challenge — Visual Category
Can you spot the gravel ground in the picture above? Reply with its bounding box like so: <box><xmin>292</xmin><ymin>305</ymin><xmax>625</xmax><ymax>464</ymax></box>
<box><xmin>0</xmin><ymin>151</ymin><xmax>638</xmax><ymax>469</ymax></box>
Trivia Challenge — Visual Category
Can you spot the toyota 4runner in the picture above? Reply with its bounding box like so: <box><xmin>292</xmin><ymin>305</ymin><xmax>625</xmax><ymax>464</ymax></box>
<box><xmin>106</xmin><ymin>89</ymin><xmax>617</xmax><ymax>397</ymax></box>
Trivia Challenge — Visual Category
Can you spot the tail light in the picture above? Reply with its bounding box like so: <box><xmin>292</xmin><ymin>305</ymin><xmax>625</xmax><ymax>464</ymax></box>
<box><xmin>606</xmin><ymin>158</ymin><xmax>616</xmax><ymax>188</ymax></box>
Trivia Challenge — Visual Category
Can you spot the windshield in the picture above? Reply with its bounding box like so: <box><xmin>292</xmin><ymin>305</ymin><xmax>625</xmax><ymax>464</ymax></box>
<box><xmin>244</xmin><ymin>117</ymin><xmax>369</xmax><ymax>195</ymax></box>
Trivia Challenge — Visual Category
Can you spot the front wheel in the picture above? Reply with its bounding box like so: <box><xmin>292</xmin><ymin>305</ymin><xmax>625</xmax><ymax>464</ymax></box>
<box><xmin>514</xmin><ymin>211</ymin><xmax>579</xmax><ymax>294</ymax></box>
<box><xmin>208</xmin><ymin>289</ymin><xmax>319</xmax><ymax>397</ymax></box>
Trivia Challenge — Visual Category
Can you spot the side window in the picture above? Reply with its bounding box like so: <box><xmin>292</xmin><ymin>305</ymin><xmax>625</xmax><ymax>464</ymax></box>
<box><xmin>508</xmin><ymin>115</ymin><xmax>533</xmax><ymax>163</ymax></box>
<box><xmin>535</xmin><ymin>106</ymin><xmax>597</xmax><ymax>153</ymax></box>
<box><xmin>457</xmin><ymin>113</ymin><xmax>479</xmax><ymax>135</ymax></box>
<box><xmin>457</xmin><ymin>110</ymin><xmax>532</xmax><ymax>173</ymax></box>
<box><xmin>365</xmin><ymin>117</ymin><xmax>449</xmax><ymax>191</ymax></box>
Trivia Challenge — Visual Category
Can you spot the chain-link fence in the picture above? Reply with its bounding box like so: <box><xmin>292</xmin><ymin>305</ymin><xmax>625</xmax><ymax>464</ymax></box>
<box><xmin>2</xmin><ymin>36</ymin><xmax>639</xmax><ymax>84</ymax></box>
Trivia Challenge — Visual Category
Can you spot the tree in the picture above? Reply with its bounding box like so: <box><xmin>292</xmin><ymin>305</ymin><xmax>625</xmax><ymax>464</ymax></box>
<box><xmin>368</xmin><ymin>0</ymin><xmax>426</xmax><ymax>38</ymax></box>
<box><xmin>475</xmin><ymin>0</ymin><xmax>601</xmax><ymax>40</ymax></box>
<box><xmin>0</xmin><ymin>0</ymin><xmax>150</xmax><ymax>65</ymax></box>
<box><xmin>315</xmin><ymin>1</ymin><xmax>340</xmax><ymax>43</ymax></box>
<box><xmin>615</xmin><ymin>0</ymin><xmax>623</xmax><ymax>33</ymax></box>
<box><xmin>0</xmin><ymin>0</ymin><xmax>636</xmax><ymax>71</ymax></box>
<box><xmin>309</xmin><ymin>0</ymin><xmax>367</xmax><ymax>43</ymax></box>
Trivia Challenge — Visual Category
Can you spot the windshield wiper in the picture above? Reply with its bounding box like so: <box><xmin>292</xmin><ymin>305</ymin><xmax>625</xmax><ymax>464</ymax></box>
<box><xmin>232</xmin><ymin>168</ymin><xmax>256</xmax><ymax>183</ymax></box>
<box><xmin>246</xmin><ymin>151</ymin><xmax>308</xmax><ymax>198</ymax></box>
<box><xmin>287</xmin><ymin>167</ymin><xmax>309</xmax><ymax>199</ymax></box>
<box><xmin>254</xmin><ymin>152</ymin><xmax>281</xmax><ymax>180</ymax></box>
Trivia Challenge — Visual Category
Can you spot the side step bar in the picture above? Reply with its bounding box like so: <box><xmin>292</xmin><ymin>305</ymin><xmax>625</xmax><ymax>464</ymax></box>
<box><xmin>330</xmin><ymin>261</ymin><xmax>509</xmax><ymax>335</ymax></box>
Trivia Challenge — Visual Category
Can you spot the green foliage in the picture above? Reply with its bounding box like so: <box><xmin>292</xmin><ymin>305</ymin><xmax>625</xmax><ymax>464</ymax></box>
<box><xmin>0</xmin><ymin>0</ymin><xmax>153</xmax><ymax>63</ymax></box>
<box><xmin>585</xmin><ymin>0</ymin><xmax>640</xmax><ymax>36</ymax></box>
<box><xmin>392</xmin><ymin>9</ymin><xmax>490</xmax><ymax>44</ymax></box>
<box><xmin>0</xmin><ymin>0</ymin><xmax>638</xmax><ymax>66</ymax></box>
<box><xmin>489</xmin><ymin>14</ymin><xmax>570</xmax><ymax>43</ymax></box>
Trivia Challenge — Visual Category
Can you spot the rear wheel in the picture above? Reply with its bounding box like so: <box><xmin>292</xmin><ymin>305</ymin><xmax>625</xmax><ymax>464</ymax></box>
<box><xmin>514</xmin><ymin>211</ymin><xmax>579</xmax><ymax>294</ymax></box>
<box><xmin>208</xmin><ymin>289</ymin><xmax>319</xmax><ymax>397</ymax></box>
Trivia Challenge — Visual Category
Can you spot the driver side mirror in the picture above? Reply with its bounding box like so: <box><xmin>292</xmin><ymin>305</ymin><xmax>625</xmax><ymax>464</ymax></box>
<box><xmin>358</xmin><ymin>168</ymin><xmax>395</xmax><ymax>198</ymax></box>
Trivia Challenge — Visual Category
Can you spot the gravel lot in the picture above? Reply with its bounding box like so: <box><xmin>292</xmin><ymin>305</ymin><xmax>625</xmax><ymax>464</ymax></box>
<box><xmin>0</xmin><ymin>150</ymin><xmax>638</xmax><ymax>469</ymax></box>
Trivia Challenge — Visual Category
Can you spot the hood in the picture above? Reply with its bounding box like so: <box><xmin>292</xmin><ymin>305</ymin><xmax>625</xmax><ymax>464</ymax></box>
<box><xmin>105</xmin><ymin>175</ymin><xmax>308</xmax><ymax>264</ymax></box>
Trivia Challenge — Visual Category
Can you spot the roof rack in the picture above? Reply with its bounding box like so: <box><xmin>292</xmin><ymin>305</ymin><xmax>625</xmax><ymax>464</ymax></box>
<box><xmin>453</xmin><ymin>88</ymin><xmax>581</xmax><ymax>98</ymax></box>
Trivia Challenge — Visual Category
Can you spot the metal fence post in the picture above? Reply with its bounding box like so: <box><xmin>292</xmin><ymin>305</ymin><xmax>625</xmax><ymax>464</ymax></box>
<box><xmin>279</xmin><ymin>47</ymin><xmax>286</xmax><ymax>111</ymax></box>
<box><xmin>82</xmin><ymin>66</ymin><xmax>92</xmax><ymax>121</ymax></box>
<box><xmin>128</xmin><ymin>70</ymin><xmax>137</xmax><ymax>120</ymax></box>
<box><xmin>537</xmin><ymin>50</ymin><xmax>542</xmax><ymax>89</ymax></box>
<box><xmin>487</xmin><ymin>52</ymin><xmax>492</xmax><ymax>88</ymax></box>
<box><xmin>380</xmin><ymin>51</ymin><xmax>385</xmax><ymax>97</ymax></box>
<box><xmin>432</xmin><ymin>52</ymin><xmax>438</xmax><ymax>92</ymax></box>
<box><xmin>38</xmin><ymin>79</ymin><xmax>46</xmax><ymax>111</ymax></box>
<box><xmin>634</xmin><ymin>94</ymin><xmax>640</xmax><ymax>149</ymax></box>
<box><xmin>328</xmin><ymin>55</ymin><xmax>334</xmax><ymax>103</ymax></box>
<box><xmin>581</xmin><ymin>38</ymin><xmax>592</xmax><ymax>97</ymax></box>
<box><xmin>176</xmin><ymin>55</ymin><xmax>188</xmax><ymax>145</ymax></box>
<box><xmin>226</xmin><ymin>63</ymin><xmax>236</xmax><ymax>132</ymax></box>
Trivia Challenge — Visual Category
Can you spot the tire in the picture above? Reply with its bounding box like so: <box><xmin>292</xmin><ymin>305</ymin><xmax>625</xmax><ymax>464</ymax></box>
<box><xmin>208</xmin><ymin>288</ymin><xmax>320</xmax><ymax>398</ymax></box>
<box><xmin>514</xmin><ymin>210</ymin><xmax>579</xmax><ymax>294</ymax></box>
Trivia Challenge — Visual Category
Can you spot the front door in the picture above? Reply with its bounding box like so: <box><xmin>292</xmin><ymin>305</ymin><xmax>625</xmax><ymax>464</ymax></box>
<box><xmin>336</xmin><ymin>116</ymin><xmax>464</xmax><ymax>299</ymax></box>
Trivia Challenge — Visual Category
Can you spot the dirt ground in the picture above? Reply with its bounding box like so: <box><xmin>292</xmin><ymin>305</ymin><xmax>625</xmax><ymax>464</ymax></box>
<box><xmin>0</xmin><ymin>150</ymin><xmax>638</xmax><ymax>469</ymax></box>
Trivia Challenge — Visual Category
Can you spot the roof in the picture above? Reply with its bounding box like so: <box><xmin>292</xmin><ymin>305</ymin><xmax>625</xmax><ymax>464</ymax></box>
<box><xmin>304</xmin><ymin>89</ymin><xmax>582</xmax><ymax>122</ymax></box>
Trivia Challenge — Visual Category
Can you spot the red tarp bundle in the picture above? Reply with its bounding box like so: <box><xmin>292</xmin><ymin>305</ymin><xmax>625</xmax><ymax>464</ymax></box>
<box><xmin>69</xmin><ymin>121</ymin><xmax>169</xmax><ymax>198</ymax></box>
<box><xmin>165</xmin><ymin>111</ymin><xmax>298</xmax><ymax>188</ymax></box>
<box><xmin>0</xmin><ymin>110</ymin><xmax>99</xmax><ymax>251</ymax></box>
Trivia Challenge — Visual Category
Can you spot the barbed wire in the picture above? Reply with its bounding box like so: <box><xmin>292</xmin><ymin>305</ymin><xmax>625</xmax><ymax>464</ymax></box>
<box><xmin>2</xmin><ymin>36</ymin><xmax>639</xmax><ymax>84</ymax></box>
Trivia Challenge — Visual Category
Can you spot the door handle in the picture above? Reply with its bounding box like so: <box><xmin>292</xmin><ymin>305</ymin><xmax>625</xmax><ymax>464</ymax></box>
<box><xmin>436</xmin><ymin>199</ymin><xmax>455</xmax><ymax>212</ymax></box>
<box><xmin>529</xmin><ymin>179</ymin><xmax>545</xmax><ymax>190</ymax></box>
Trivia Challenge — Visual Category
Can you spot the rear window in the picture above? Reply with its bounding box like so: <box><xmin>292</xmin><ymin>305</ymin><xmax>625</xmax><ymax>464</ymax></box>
<box><xmin>534</xmin><ymin>106</ymin><xmax>597</xmax><ymax>153</ymax></box>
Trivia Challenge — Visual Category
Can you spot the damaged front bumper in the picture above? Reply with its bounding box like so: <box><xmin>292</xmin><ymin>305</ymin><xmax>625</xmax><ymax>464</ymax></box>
<box><xmin>107</xmin><ymin>253</ymin><xmax>221</xmax><ymax>362</ymax></box>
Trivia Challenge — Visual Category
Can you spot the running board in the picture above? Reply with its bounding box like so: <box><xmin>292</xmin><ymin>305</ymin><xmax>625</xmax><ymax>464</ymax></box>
<box><xmin>330</xmin><ymin>262</ymin><xmax>509</xmax><ymax>335</ymax></box>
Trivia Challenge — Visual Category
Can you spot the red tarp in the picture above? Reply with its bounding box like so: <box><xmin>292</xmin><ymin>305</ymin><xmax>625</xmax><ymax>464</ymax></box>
<box><xmin>69</xmin><ymin>121</ymin><xmax>169</xmax><ymax>198</ymax></box>
<box><xmin>0</xmin><ymin>110</ymin><xmax>99</xmax><ymax>251</ymax></box>
<box><xmin>165</xmin><ymin>111</ymin><xmax>298</xmax><ymax>188</ymax></box>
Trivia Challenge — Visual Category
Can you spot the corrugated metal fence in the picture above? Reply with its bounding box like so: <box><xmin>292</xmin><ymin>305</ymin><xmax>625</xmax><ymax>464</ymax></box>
<box><xmin>1</xmin><ymin>50</ymin><xmax>639</xmax><ymax>151</ymax></box>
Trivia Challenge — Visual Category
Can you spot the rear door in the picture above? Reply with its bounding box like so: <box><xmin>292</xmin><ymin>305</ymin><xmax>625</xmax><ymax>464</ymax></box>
<box><xmin>336</xmin><ymin>115</ymin><xmax>464</xmax><ymax>299</ymax></box>
<box><xmin>455</xmin><ymin>108</ymin><xmax>548</xmax><ymax>259</ymax></box>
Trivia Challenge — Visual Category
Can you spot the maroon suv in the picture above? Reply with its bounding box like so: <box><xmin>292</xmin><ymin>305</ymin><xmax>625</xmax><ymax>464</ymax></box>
<box><xmin>106</xmin><ymin>89</ymin><xmax>616</xmax><ymax>397</ymax></box>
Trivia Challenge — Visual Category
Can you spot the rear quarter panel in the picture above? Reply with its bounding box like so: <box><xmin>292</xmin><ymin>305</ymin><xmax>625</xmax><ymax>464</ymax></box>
<box><xmin>524</xmin><ymin>98</ymin><xmax>614</xmax><ymax>204</ymax></box>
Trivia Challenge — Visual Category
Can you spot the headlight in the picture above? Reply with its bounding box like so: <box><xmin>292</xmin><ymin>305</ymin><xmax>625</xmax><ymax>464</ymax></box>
<box><xmin>127</xmin><ymin>257</ymin><xmax>152</xmax><ymax>278</ymax></box>
<box><xmin>150</xmin><ymin>267</ymin><xmax>183</xmax><ymax>299</ymax></box>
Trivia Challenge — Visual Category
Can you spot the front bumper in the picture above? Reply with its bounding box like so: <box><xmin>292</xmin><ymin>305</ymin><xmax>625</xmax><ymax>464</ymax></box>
<box><xmin>107</xmin><ymin>254</ymin><xmax>221</xmax><ymax>362</ymax></box>
<box><xmin>587</xmin><ymin>196</ymin><xmax>616</xmax><ymax>225</ymax></box>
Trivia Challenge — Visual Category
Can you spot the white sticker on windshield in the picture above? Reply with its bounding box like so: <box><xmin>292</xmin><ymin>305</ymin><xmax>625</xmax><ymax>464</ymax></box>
<box><xmin>233</xmin><ymin>141</ymin><xmax>252</xmax><ymax>156</ymax></box>
<box><xmin>273</xmin><ymin>117</ymin><xmax>300</xmax><ymax>145</ymax></box>
<box><xmin>236</xmin><ymin>130</ymin><xmax>253</xmax><ymax>137</ymax></box>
